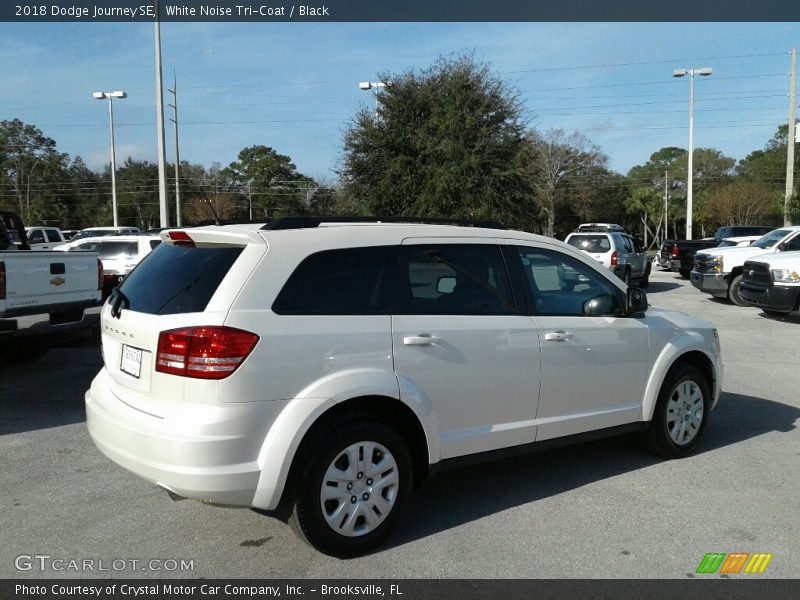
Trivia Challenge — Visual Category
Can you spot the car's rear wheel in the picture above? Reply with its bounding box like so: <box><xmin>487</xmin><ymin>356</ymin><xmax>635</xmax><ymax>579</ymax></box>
<box><xmin>289</xmin><ymin>419</ymin><xmax>412</xmax><ymax>557</ymax></box>
<box><xmin>679</xmin><ymin>268</ymin><xmax>690</xmax><ymax>279</ymax></box>
<box><xmin>646</xmin><ymin>363</ymin><xmax>710</xmax><ymax>458</ymax></box>
<box><xmin>728</xmin><ymin>274</ymin><xmax>747</xmax><ymax>307</ymax></box>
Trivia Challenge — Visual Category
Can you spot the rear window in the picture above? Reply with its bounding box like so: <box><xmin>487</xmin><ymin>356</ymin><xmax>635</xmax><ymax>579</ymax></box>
<box><xmin>98</xmin><ymin>241</ymin><xmax>138</xmax><ymax>259</ymax></box>
<box><xmin>118</xmin><ymin>244</ymin><xmax>243</xmax><ymax>315</ymax></box>
<box><xmin>566</xmin><ymin>235</ymin><xmax>611</xmax><ymax>253</ymax></box>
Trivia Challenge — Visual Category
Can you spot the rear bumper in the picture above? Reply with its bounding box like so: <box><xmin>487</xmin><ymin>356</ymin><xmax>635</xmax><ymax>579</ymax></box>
<box><xmin>690</xmin><ymin>271</ymin><xmax>728</xmax><ymax>297</ymax></box>
<box><xmin>85</xmin><ymin>369</ymin><xmax>285</xmax><ymax>507</ymax></box>
<box><xmin>739</xmin><ymin>283</ymin><xmax>800</xmax><ymax>312</ymax></box>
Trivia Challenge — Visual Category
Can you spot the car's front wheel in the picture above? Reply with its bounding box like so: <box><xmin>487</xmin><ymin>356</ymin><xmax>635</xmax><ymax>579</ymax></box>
<box><xmin>728</xmin><ymin>274</ymin><xmax>748</xmax><ymax>307</ymax></box>
<box><xmin>646</xmin><ymin>363</ymin><xmax>710</xmax><ymax>458</ymax></box>
<box><xmin>289</xmin><ymin>419</ymin><xmax>412</xmax><ymax>557</ymax></box>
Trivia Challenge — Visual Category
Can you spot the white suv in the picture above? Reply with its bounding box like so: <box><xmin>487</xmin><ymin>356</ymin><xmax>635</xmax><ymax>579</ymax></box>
<box><xmin>86</xmin><ymin>218</ymin><xmax>722</xmax><ymax>556</ymax></box>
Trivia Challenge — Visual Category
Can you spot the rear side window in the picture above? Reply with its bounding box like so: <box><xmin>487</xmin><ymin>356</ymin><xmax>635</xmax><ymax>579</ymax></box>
<box><xmin>396</xmin><ymin>244</ymin><xmax>515</xmax><ymax>315</ymax></box>
<box><xmin>567</xmin><ymin>235</ymin><xmax>611</xmax><ymax>253</ymax></box>
<box><xmin>272</xmin><ymin>246</ymin><xmax>397</xmax><ymax>315</ymax></box>
<box><xmin>118</xmin><ymin>244</ymin><xmax>243</xmax><ymax>315</ymax></box>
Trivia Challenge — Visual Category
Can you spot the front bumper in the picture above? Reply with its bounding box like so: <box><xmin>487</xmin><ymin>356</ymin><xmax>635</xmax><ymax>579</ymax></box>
<box><xmin>690</xmin><ymin>270</ymin><xmax>728</xmax><ymax>297</ymax></box>
<box><xmin>739</xmin><ymin>282</ymin><xmax>800</xmax><ymax>313</ymax></box>
<box><xmin>86</xmin><ymin>369</ymin><xmax>285</xmax><ymax>507</ymax></box>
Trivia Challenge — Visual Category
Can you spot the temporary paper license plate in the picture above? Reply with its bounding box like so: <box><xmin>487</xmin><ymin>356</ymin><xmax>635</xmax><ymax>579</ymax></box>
<box><xmin>120</xmin><ymin>344</ymin><xmax>143</xmax><ymax>379</ymax></box>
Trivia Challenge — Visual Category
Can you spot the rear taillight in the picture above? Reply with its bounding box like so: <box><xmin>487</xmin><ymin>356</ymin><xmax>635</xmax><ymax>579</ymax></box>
<box><xmin>155</xmin><ymin>326</ymin><xmax>259</xmax><ymax>380</ymax></box>
<box><xmin>97</xmin><ymin>259</ymin><xmax>104</xmax><ymax>290</ymax></box>
<box><xmin>0</xmin><ymin>262</ymin><xmax>5</xmax><ymax>300</ymax></box>
<box><xmin>610</xmin><ymin>251</ymin><xmax>618</xmax><ymax>266</ymax></box>
<box><xmin>671</xmin><ymin>244</ymin><xmax>679</xmax><ymax>257</ymax></box>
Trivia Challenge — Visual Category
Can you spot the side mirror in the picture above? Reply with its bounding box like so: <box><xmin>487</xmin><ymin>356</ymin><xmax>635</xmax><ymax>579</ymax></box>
<box><xmin>627</xmin><ymin>287</ymin><xmax>648</xmax><ymax>315</ymax></box>
<box><xmin>583</xmin><ymin>294</ymin><xmax>615</xmax><ymax>316</ymax></box>
<box><xmin>777</xmin><ymin>242</ymin><xmax>787</xmax><ymax>252</ymax></box>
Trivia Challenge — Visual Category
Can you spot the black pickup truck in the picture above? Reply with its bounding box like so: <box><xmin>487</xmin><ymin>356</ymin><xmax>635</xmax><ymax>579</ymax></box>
<box><xmin>657</xmin><ymin>225</ymin><xmax>775</xmax><ymax>278</ymax></box>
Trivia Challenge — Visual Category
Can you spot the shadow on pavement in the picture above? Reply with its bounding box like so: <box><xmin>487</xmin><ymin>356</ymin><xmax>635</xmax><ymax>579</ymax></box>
<box><xmin>643</xmin><ymin>280</ymin><xmax>682</xmax><ymax>293</ymax></box>
<box><xmin>383</xmin><ymin>391</ymin><xmax>799</xmax><ymax>551</ymax></box>
<box><xmin>0</xmin><ymin>333</ymin><xmax>102</xmax><ymax>436</ymax></box>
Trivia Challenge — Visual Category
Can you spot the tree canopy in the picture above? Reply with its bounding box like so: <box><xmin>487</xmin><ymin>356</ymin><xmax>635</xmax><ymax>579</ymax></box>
<box><xmin>340</xmin><ymin>55</ymin><xmax>533</xmax><ymax>228</ymax></box>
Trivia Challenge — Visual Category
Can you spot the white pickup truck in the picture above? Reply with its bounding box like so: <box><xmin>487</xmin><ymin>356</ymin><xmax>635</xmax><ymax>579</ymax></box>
<box><xmin>739</xmin><ymin>252</ymin><xmax>800</xmax><ymax>316</ymax></box>
<box><xmin>1</xmin><ymin>211</ymin><xmax>102</xmax><ymax>362</ymax></box>
<box><xmin>689</xmin><ymin>226</ymin><xmax>800</xmax><ymax>306</ymax></box>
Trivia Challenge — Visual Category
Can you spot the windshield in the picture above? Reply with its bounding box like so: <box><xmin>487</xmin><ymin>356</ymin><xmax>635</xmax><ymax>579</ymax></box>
<box><xmin>751</xmin><ymin>229</ymin><xmax>791</xmax><ymax>249</ymax></box>
<box><xmin>72</xmin><ymin>229</ymin><xmax>116</xmax><ymax>242</ymax></box>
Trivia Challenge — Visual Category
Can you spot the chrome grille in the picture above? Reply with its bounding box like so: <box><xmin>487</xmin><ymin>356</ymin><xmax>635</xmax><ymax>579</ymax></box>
<box><xmin>694</xmin><ymin>254</ymin><xmax>714</xmax><ymax>273</ymax></box>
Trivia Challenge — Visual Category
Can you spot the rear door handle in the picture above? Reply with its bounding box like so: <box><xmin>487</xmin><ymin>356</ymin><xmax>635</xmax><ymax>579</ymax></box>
<box><xmin>544</xmin><ymin>331</ymin><xmax>574</xmax><ymax>342</ymax></box>
<box><xmin>403</xmin><ymin>334</ymin><xmax>441</xmax><ymax>346</ymax></box>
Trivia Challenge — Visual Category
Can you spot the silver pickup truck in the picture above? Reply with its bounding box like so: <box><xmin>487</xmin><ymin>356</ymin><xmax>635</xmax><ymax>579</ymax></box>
<box><xmin>1</xmin><ymin>211</ymin><xmax>102</xmax><ymax>362</ymax></box>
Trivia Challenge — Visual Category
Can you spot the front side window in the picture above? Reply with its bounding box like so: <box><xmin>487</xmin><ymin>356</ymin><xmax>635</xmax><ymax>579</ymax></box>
<box><xmin>397</xmin><ymin>244</ymin><xmax>515</xmax><ymax>315</ymax></box>
<box><xmin>46</xmin><ymin>230</ymin><xmax>62</xmax><ymax>243</ymax></box>
<box><xmin>272</xmin><ymin>246</ymin><xmax>397</xmax><ymax>315</ymax></box>
<box><xmin>514</xmin><ymin>246</ymin><xmax>622</xmax><ymax>317</ymax></box>
<box><xmin>781</xmin><ymin>233</ymin><xmax>800</xmax><ymax>252</ymax></box>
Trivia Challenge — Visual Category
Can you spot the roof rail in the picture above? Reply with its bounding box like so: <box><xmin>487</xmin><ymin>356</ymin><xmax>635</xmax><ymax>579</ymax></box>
<box><xmin>261</xmin><ymin>216</ymin><xmax>507</xmax><ymax>231</ymax></box>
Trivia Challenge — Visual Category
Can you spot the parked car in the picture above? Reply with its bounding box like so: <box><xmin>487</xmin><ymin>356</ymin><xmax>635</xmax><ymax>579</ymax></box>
<box><xmin>86</xmin><ymin>217</ymin><xmax>722</xmax><ymax>557</ymax></box>
<box><xmin>659</xmin><ymin>225</ymin><xmax>775</xmax><ymax>277</ymax></box>
<box><xmin>690</xmin><ymin>226</ymin><xmax>800</xmax><ymax>306</ymax></box>
<box><xmin>25</xmin><ymin>226</ymin><xmax>67</xmax><ymax>250</ymax></box>
<box><xmin>739</xmin><ymin>253</ymin><xmax>800</xmax><ymax>317</ymax></box>
<box><xmin>58</xmin><ymin>234</ymin><xmax>161</xmax><ymax>298</ymax></box>
<box><xmin>64</xmin><ymin>226</ymin><xmax>141</xmax><ymax>245</ymax></box>
<box><xmin>1</xmin><ymin>211</ymin><xmax>101</xmax><ymax>362</ymax></box>
<box><xmin>564</xmin><ymin>230</ymin><xmax>651</xmax><ymax>286</ymax></box>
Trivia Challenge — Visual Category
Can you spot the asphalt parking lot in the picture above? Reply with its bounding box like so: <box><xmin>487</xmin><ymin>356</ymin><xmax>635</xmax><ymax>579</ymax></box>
<box><xmin>1</xmin><ymin>269</ymin><xmax>798</xmax><ymax>579</ymax></box>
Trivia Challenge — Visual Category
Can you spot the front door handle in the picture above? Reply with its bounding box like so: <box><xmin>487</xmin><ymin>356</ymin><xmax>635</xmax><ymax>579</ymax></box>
<box><xmin>403</xmin><ymin>334</ymin><xmax>441</xmax><ymax>346</ymax></box>
<box><xmin>544</xmin><ymin>331</ymin><xmax>574</xmax><ymax>342</ymax></box>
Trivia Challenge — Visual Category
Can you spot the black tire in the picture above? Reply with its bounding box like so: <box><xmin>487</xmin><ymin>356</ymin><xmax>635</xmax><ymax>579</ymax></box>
<box><xmin>646</xmin><ymin>363</ymin><xmax>710</xmax><ymax>459</ymax></box>
<box><xmin>728</xmin><ymin>274</ymin><xmax>747</xmax><ymax>307</ymax></box>
<box><xmin>289</xmin><ymin>419</ymin><xmax>413</xmax><ymax>557</ymax></box>
<box><xmin>0</xmin><ymin>340</ymin><xmax>49</xmax><ymax>363</ymax></box>
<box><xmin>679</xmin><ymin>269</ymin><xmax>690</xmax><ymax>279</ymax></box>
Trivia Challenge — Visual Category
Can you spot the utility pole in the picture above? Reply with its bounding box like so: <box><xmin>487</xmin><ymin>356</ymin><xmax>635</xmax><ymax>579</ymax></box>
<box><xmin>169</xmin><ymin>70</ymin><xmax>181</xmax><ymax>227</ymax></box>
<box><xmin>154</xmin><ymin>2</ymin><xmax>170</xmax><ymax>227</ymax></box>
<box><xmin>664</xmin><ymin>170</ymin><xmax>669</xmax><ymax>242</ymax></box>
<box><xmin>786</xmin><ymin>48</ymin><xmax>797</xmax><ymax>226</ymax></box>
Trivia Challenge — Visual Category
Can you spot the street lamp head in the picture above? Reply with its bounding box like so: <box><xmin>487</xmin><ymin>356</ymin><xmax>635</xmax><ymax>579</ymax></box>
<box><xmin>93</xmin><ymin>90</ymin><xmax>127</xmax><ymax>100</ymax></box>
<box><xmin>673</xmin><ymin>69</ymin><xmax>687</xmax><ymax>78</ymax></box>
<box><xmin>359</xmin><ymin>81</ymin><xmax>372</xmax><ymax>90</ymax></box>
<box><xmin>698</xmin><ymin>67</ymin><xmax>713</xmax><ymax>76</ymax></box>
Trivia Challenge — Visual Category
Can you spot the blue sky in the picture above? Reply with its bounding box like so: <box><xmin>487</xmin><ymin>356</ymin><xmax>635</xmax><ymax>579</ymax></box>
<box><xmin>2</xmin><ymin>22</ymin><xmax>798</xmax><ymax>182</ymax></box>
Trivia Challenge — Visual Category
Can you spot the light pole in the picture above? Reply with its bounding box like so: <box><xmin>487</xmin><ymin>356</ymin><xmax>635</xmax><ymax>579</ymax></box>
<box><xmin>673</xmin><ymin>67</ymin><xmax>712</xmax><ymax>240</ymax></box>
<box><xmin>358</xmin><ymin>81</ymin><xmax>388</xmax><ymax>118</ymax></box>
<box><xmin>93</xmin><ymin>90</ymin><xmax>127</xmax><ymax>227</ymax></box>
